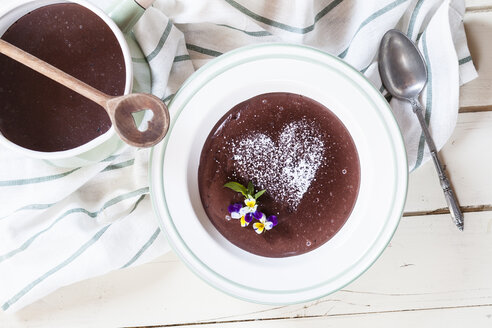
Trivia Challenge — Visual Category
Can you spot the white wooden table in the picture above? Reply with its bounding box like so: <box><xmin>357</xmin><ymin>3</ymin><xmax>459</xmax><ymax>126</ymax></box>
<box><xmin>2</xmin><ymin>1</ymin><xmax>492</xmax><ymax>327</ymax></box>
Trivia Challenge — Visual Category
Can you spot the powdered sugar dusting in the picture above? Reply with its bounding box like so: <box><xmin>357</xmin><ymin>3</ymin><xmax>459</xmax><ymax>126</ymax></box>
<box><xmin>230</xmin><ymin>120</ymin><xmax>325</xmax><ymax>209</ymax></box>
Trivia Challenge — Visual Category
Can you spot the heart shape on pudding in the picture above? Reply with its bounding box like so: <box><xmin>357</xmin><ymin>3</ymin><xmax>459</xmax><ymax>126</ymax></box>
<box><xmin>231</xmin><ymin>119</ymin><xmax>325</xmax><ymax>209</ymax></box>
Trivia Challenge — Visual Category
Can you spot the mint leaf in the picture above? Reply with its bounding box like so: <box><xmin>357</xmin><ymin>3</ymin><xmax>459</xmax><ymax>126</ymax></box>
<box><xmin>224</xmin><ymin>182</ymin><xmax>248</xmax><ymax>196</ymax></box>
<box><xmin>247</xmin><ymin>181</ymin><xmax>254</xmax><ymax>196</ymax></box>
<box><xmin>254</xmin><ymin>189</ymin><xmax>266</xmax><ymax>200</ymax></box>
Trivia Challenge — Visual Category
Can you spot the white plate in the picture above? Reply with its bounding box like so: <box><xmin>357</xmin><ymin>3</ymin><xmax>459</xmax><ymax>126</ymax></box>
<box><xmin>149</xmin><ymin>43</ymin><xmax>407</xmax><ymax>304</ymax></box>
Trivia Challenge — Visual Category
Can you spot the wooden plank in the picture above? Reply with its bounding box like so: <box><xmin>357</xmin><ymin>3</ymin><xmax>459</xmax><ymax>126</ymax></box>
<box><xmin>404</xmin><ymin>111</ymin><xmax>492</xmax><ymax>214</ymax></box>
<box><xmin>0</xmin><ymin>2</ymin><xmax>489</xmax><ymax>328</ymax></box>
<box><xmin>460</xmin><ymin>12</ymin><xmax>492</xmax><ymax>110</ymax></box>
<box><xmin>466</xmin><ymin>0</ymin><xmax>492</xmax><ymax>11</ymax></box>
<box><xmin>148</xmin><ymin>306</ymin><xmax>492</xmax><ymax>328</ymax></box>
<box><xmin>1</xmin><ymin>211</ymin><xmax>492</xmax><ymax>327</ymax></box>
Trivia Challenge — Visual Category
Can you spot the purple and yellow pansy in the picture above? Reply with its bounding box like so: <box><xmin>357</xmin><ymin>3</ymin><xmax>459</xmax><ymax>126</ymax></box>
<box><xmin>224</xmin><ymin>181</ymin><xmax>278</xmax><ymax>234</ymax></box>
<box><xmin>253</xmin><ymin>214</ymin><xmax>278</xmax><ymax>234</ymax></box>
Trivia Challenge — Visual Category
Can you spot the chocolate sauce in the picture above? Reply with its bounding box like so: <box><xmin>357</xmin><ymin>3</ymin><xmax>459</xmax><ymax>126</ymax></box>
<box><xmin>0</xmin><ymin>4</ymin><xmax>126</xmax><ymax>152</ymax></box>
<box><xmin>198</xmin><ymin>93</ymin><xmax>360</xmax><ymax>258</ymax></box>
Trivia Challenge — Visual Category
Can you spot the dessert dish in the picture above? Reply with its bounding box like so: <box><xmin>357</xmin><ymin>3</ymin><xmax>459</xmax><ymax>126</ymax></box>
<box><xmin>0</xmin><ymin>3</ymin><xmax>126</xmax><ymax>152</ymax></box>
<box><xmin>198</xmin><ymin>92</ymin><xmax>360</xmax><ymax>257</ymax></box>
<box><xmin>151</xmin><ymin>43</ymin><xmax>408</xmax><ymax>303</ymax></box>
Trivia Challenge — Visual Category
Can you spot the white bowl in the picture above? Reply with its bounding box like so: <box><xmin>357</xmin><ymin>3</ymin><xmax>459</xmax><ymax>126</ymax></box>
<box><xmin>149</xmin><ymin>43</ymin><xmax>408</xmax><ymax>304</ymax></box>
<box><xmin>0</xmin><ymin>0</ymin><xmax>137</xmax><ymax>167</ymax></box>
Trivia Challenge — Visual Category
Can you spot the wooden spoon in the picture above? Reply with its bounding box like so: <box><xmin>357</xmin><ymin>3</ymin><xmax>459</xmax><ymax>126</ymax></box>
<box><xmin>0</xmin><ymin>39</ymin><xmax>169</xmax><ymax>148</ymax></box>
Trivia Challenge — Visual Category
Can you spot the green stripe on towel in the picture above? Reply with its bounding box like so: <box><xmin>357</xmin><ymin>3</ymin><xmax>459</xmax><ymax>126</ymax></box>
<box><xmin>121</xmin><ymin>227</ymin><xmax>161</xmax><ymax>269</ymax></box>
<box><xmin>407</xmin><ymin>0</ymin><xmax>425</xmax><ymax>39</ymax></box>
<box><xmin>137</xmin><ymin>54</ymin><xmax>191</xmax><ymax>64</ymax></box>
<box><xmin>458</xmin><ymin>56</ymin><xmax>472</xmax><ymax>65</ymax></box>
<box><xmin>0</xmin><ymin>188</ymin><xmax>149</xmax><ymax>263</ymax></box>
<box><xmin>0</xmin><ymin>203</ymin><xmax>55</xmax><ymax>221</ymax></box>
<box><xmin>186</xmin><ymin>43</ymin><xmax>223</xmax><ymax>57</ymax></box>
<box><xmin>1</xmin><ymin>225</ymin><xmax>110</xmax><ymax>311</ymax></box>
<box><xmin>338</xmin><ymin>0</ymin><xmax>409</xmax><ymax>58</ymax></box>
<box><xmin>128</xmin><ymin>194</ymin><xmax>147</xmax><ymax>214</ymax></box>
<box><xmin>132</xmin><ymin>57</ymin><xmax>147</xmax><ymax>63</ymax></box>
<box><xmin>217</xmin><ymin>24</ymin><xmax>272</xmax><ymax>37</ymax></box>
<box><xmin>413</xmin><ymin>31</ymin><xmax>433</xmax><ymax>171</ymax></box>
<box><xmin>224</xmin><ymin>0</ymin><xmax>343</xmax><ymax>34</ymax></box>
<box><xmin>162</xmin><ymin>93</ymin><xmax>176</xmax><ymax>103</ymax></box>
<box><xmin>173</xmin><ymin>55</ymin><xmax>191</xmax><ymax>63</ymax></box>
<box><xmin>146</xmin><ymin>20</ymin><xmax>173</xmax><ymax>62</ymax></box>
<box><xmin>359</xmin><ymin>62</ymin><xmax>372</xmax><ymax>74</ymax></box>
<box><xmin>11</xmin><ymin>203</ymin><xmax>54</xmax><ymax>211</ymax></box>
<box><xmin>1</xmin><ymin>189</ymin><xmax>150</xmax><ymax>311</ymax></box>
<box><xmin>101</xmin><ymin>154</ymin><xmax>120</xmax><ymax>162</ymax></box>
<box><xmin>0</xmin><ymin>168</ymin><xmax>80</xmax><ymax>187</ymax></box>
<box><xmin>102</xmin><ymin>159</ymin><xmax>135</xmax><ymax>172</ymax></box>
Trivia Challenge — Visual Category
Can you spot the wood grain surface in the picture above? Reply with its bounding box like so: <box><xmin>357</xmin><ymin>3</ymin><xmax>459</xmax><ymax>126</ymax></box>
<box><xmin>1</xmin><ymin>2</ymin><xmax>492</xmax><ymax>328</ymax></box>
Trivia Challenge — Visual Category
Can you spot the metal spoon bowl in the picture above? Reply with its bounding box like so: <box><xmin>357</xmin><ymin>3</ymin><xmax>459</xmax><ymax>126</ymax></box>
<box><xmin>379</xmin><ymin>29</ymin><xmax>428</xmax><ymax>100</ymax></box>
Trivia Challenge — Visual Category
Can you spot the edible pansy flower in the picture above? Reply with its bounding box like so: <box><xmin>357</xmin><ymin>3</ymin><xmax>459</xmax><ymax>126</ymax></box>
<box><xmin>241</xmin><ymin>212</ymin><xmax>254</xmax><ymax>227</ymax></box>
<box><xmin>228</xmin><ymin>203</ymin><xmax>242</xmax><ymax>214</ymax></box>
<box><xmin>244</xmin><ymin>196</ymin><xmax>256</xmax><ymax>209</ymax></box>
<box><xmin>267</xmin><ymin>215</ymin><xmax>278</xmax><ymax>227</ymax></box>
<box><xmin>242</xmin><ymin>208</ymin><xmax>263</xmax><ymax>218</ymax></box>
<box><xmin>224</xmin><ymin>180</ymin><xmax>277</xmax><ymax>232</ymax></box>
<box><xmin>239</xmin><ymin>203</ymin><xmax>257</xmax><ymax>217</ymax></box>
<box><xmin>226</xmin><ymin>202</ymin><xmax>243</xmax><ymax>220</ymax></box>
<box><xmin>253</xmin><ymin>214</ymin><xmax>274</xmax><ymax>234</ymax></box>
<box><xmin>239</xmin><ymin>210</ymin><xmax>263</xmax><ymax>227</ymax></box>
<box><xmin>254</xmin><ymin>211</ymin><xmax>264</xmax><ymax>220</ymax></box>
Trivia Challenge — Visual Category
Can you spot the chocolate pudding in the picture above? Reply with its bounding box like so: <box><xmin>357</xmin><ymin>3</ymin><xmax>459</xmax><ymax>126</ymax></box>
<box><xmin>0</xmin><ymin>3</ymin><xmax>126</xmax><ymax>152</ymax></box>
<box><xmin>198</xmin><ymin>93</ymin><xmax>360</xmax><ymax>258</ymax></box>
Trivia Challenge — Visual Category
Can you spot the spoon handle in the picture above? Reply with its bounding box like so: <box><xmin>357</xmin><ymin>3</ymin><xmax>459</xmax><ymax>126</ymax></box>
<box><xmin>411</xmin><ymin>100</ymin><xmax>464</xmax><ymax>231</ymax></box>
<box><xmin>0</xmin><ymin>39</ymin><xmax>110</xmax><ymax>107</ymax></box>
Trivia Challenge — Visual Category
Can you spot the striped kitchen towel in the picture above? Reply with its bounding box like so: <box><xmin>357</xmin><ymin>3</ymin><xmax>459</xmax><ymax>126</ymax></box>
<box><xmin>0</xmin><ymin>0</ymin><xmax>477</xmax><ymax>312</ymax></box>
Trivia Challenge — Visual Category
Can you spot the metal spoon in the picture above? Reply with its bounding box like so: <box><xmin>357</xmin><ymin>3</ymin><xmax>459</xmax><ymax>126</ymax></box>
<box><xmin>378</xmin><ymin>29</ymin><xmax>464</xmax><ymax>231</ymax></box>
<box><xmin>0</xmin><ymin>39</ymin><xmax>169</xmax><ymax>148</ymax></box>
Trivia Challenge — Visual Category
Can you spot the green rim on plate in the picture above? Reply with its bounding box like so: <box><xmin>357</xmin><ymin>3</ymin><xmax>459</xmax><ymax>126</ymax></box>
<box><xmin>149</xmin><ymin>43</ymin><xmax>408</xmax><ymax>304</ymax></box>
